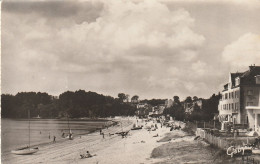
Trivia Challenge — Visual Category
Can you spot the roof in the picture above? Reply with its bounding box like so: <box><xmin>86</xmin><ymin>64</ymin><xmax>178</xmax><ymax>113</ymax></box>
<box><xmin>240</xmin><ymin>66</ymin><xmax>260</xmax><ymax>85</ymax></box>
<box><xmin>225</xmin><ymin>66</ymin><xmax>260</xmax><ymax>89</ymax></box>
<box><xmin>231</xmin><ymin>72</ymin><xmax>243</xmax><ymax>86</ymax></box>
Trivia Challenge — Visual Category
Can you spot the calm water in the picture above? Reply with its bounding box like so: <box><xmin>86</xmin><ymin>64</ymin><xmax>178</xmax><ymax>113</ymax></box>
<box><xmin>1</xmin><ymin>118</ymin><xmax>107</xmax><ymax>153</ymax></box>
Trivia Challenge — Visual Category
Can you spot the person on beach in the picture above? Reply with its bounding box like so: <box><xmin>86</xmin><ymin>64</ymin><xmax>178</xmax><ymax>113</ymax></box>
<box><xmin>53</xmin><ymin>136</ymin><xmax>56</xmax><ymax>143</ymax></box>
<box><xmin>86</xmin><ymin>151</ymin><xmax>92</xmax><ymax>157</ymax></box>
<box><xmin>49</xmin><ymin>133</ymin><xmax>51</xmax><ymax>139</ymax></box>
<box><xmin>102</xmin><ymin>133</ymin><xmax>105</xmax><ymax>139</ymax></box>
<box><xmin>80</xmin><ymin>151</ymin><xmax>94</xmax><ymax>159</ymax></box>
<box><xmin>100</xmin><ymin>129</ymin><xmax>102</xmax><ymax>135</ymax></box>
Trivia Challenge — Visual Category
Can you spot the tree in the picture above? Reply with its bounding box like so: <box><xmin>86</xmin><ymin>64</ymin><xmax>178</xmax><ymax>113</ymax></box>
<box><xmin>118</xmin><ymin>93</ymin><xmax>127</xmax><ymax>103</ymax></box>
<box><xmin>2</xmin><ymin>91</ymin><xmax>137</xmax><ymax>118</ymax></box>
<box><xmin>193</xmin><ymin>96</ymin><xmax>198</xmax><ymax>101</ymax></box>
<box><xmin>173</xmin><ymin>96</ymin><xmax>180</xmax><ymax>104</ymax></box>
<box><xmin>131</xmin><ymin>95</ymin><xmax>139</xmax><ymax>102</ymax></box>
<box><xmin>173</xmin><ymin>96</ymin><xmax>181</xmax><ymax>105</ymax></box>
<box><xmin>185</xmin><ymin>96</ymin><xmax>192</xmax><ymax>103</ymax></box>
<box><xmin>164</xmin><ymin>95</ymin><xmax>185</xmax><ymax>121</ymax></box>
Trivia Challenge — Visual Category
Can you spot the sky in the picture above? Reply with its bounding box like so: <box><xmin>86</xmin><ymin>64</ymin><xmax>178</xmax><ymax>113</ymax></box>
<box><xmin>1</xmin><ymin>0</ymin><xmax>260</xmax><ymax>100</ymax></box>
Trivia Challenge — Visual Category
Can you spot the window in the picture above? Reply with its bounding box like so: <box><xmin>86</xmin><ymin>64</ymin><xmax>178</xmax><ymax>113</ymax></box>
<box><xmin>225</xmin><ymin>93</ymin><xmax>228</xmax><ymax>99</ymax></box>
<box><xmin>235</xmin><ymin>78</ymin><xmax>240</xmax><ymax>86</ymax></box>
<box><xmin>231</xmin><ymin>92</ymin><xmax>234</xmax><ymax>98</ymax></box>
<box><xmin>247</xmin><ymin>90</ymin><xmax>253</xmax><ymax>96</ymax></box>
<box><xmin>229</xmin><ymin>93</ymin><xmax>231</xmax><ymax>99</ymax></box>
<box><xmin>229</xmin><ymin>104</ymin><xmax>231</xmax><ymax>110</ymax></box>
<box><xmin>231</xmin><ymin>103</ymin><xmax>234</xmax><ymax>109</ymax></box>
<box><xmin>256</xmin><ymin>75</ymin><xmax>260</xmax><ymax>84</ymax></box>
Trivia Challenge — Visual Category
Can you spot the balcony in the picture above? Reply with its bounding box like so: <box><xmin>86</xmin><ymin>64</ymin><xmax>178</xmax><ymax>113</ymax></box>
<box><xmin>246</xmin><ymin>106</ymin><xmax>260</xmax><ymax>115</ymax></box>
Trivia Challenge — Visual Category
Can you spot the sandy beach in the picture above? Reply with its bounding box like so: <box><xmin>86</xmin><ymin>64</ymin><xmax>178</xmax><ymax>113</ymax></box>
<box><xmin>2</xmin><ymin>118</ymin><xmax>220</xmax><ymax>164</ymax></box>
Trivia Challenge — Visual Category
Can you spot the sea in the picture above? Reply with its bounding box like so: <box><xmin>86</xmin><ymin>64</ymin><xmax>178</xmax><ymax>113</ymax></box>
<box><xmin>1</xmin><ymin>118</ymin><xmax>108</xmax><ymax>153</ymax></box>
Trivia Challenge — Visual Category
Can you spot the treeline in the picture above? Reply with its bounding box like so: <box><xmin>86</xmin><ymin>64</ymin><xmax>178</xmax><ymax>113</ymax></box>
<box><xmin>164</xmin><ymin>94</ymin><xmax>220</xmax><ymax>121</ymax></box>
<box><xmin>140</xmin><ymin>99</ymin><xmax>166</xmax><ymax>106</ymax></box>
<box><xmin>1</xmin><ymin>90</ymin><xmax>136</xmax><ymax>118</ymax></box>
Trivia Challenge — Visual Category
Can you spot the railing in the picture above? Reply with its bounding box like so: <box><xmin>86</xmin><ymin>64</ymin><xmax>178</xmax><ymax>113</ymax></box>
<box><xmin>195</xmin><ymin>121</ymin><xmax>222</xmax><ymax>130</ymax></box>
<box><xmin>196</xmin><ymin>128</ymin><xmax>231</xmax><ymax>149</ymax></box>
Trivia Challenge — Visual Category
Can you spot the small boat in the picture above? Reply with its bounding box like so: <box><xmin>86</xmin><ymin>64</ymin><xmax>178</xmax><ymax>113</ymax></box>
<box><xmin>66</xmin><ymin>133</ymin><xmax>74</xmax><ymax>140</ymax></box>
<box><xmin>32</xmin><ymin>115</ymin><xmax>41</xmax><ymax>119</ymax></box>
<box><xmin>131</xmin><ymin>127</ymin><xmax>142</xmax><ymax>130</ymax></box>
<box><xmin>12</xmin><ymin>110</ymin><xmax>39</xmax><ymax>155</ymax></box>
<box><xmin>11</xmin><ymin>147</ymin><xmax>39</xmax><ymax>155</ymax></box>
<box><xmin>67</xmin><ymin>116</ymin><xmax>74</xmax><ymax>140</ymax></box>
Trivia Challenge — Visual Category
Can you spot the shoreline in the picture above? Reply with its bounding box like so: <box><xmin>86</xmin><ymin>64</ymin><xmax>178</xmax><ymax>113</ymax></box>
<box><xmin>1</xmin><ymin>118</ymin><xmax>118</xmax><ymax>153</ymax></box>
<box><xmin>2</xmin><ymin>117</ymin><xmax>134</xmax><ymax>163</ymax></box>
<box><xmin>3</xmin><ymin>118</ymin><xmax>225</xmax><ymax>164</ymax></box>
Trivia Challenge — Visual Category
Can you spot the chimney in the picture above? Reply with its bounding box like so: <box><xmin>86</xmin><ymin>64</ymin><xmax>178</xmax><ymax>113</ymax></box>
<box><xmin>249</xmin><ymin>64</ymin><xmax>255</xmax><ymax>71</ymax></box>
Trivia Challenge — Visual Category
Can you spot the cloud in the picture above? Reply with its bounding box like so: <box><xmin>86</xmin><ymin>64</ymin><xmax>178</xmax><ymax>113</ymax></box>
<box><xmin>222</xmin><ymin>33</ymin><xmax>260</xmax><ymax>71</ymax></box>
<box><xmin>161</xmin><ymin>0</ymin><xmax>260</xmax><ymax>9</ymax></box>
<box><xmin>2</xmin><ymin>0</ymin><xmax>222</xmax><ymax>99</ymax></box>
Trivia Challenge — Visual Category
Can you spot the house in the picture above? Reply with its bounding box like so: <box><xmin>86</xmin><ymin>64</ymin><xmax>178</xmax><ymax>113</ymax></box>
<box><xmin>149</xmin><ymin>104</ymin><xmax>165</xmax><ymax>117</ymax></box>
<box><xmin>165</xmin><ymin>99</ymin><xmax>173</xmax><ymax>108</ymax></box>
<box><xmin>184</xmin><ymin>98</ymin><xmax>203</xmax><ymax>114</ymax></box>
<box><xmin>131</xmin><ymin>99</ymin><xmax>139</xmax><ymax>104</ymax></box>
<box><xmin>218</xmin><ymin>65</ymin><xmax>260</xmax><ymax>130</ymax></box>
<box><xmin>137</xmin><ymin>103</ymin><xmax>148</xmax><ymax>109</ymax></box>
<box><xmin>135</xmin><ymin>103</ymin><xmax>152</xmax><ymax>118</ymax></box>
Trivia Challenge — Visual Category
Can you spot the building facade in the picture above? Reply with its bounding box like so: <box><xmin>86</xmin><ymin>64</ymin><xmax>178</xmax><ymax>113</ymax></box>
<box><xmin>218</xmin><ymin>66</ymin><xmax>260</xmax><ymax>130</ymax></box>
<box><xmin>165</xmin><ymin>99</ymin><xmax>173</xmax><ymax>108</ymax></box>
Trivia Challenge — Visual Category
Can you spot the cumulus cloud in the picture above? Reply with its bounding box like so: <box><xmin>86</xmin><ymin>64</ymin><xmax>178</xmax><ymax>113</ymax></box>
<box><xmin>222</xmin><ymin>33</ymin><xmax>260</xmax><ymax>71</ymax></box>
<box><xmin>161</xmin><ymin>0</ymin><xmax>260</xmax><ymax>8</ymax></box>
<box><xmin>3</xmin><ymin>0</ymin><xmax>241</xmax><ymax>99</ymax></box>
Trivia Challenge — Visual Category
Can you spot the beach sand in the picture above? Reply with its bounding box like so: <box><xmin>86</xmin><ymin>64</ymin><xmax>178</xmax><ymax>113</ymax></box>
<box><xmin>2</xmin><ymin>118</ymin><xmax>221</xmax><ymax>164</ymax></box>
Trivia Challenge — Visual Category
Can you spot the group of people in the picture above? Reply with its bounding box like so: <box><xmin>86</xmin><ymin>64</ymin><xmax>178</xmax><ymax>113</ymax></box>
<box><xmin>48</xmin><ymin>133</ymin><xmax>56</xmax><ymax>143</ymax></box>
<box><xmin>80</xmin><ymin>151</ymin><xmax>95</xmax><ymax>159</ymax></box>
